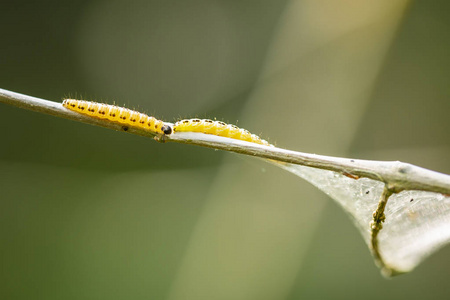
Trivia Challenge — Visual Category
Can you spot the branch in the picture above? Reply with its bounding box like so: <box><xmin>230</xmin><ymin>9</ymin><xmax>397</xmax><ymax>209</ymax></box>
<box><xmin>1</xmin><ymin>88</ymin><xmax>449</xmax><ymax>195</ymax></box>
<box><xmin>2</xmin><ymin>87</ymin><xmax>450</xmax><ymax>276</ymax></box>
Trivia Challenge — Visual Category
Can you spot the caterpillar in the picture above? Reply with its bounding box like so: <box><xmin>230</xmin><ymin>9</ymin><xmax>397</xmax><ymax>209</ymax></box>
<box><xmin>62</xmin><ymin>99</ymin><xmax>172</xmax><ymax>135</ymax></box>
<box><xmin>173</xmin><ymin>119</ymin><xmax>272</xmax><ymax>146</ymax></box>
<box><xmin>62</xmin><ymin>99</ymin><xmax>271</xmax><ymax>146</ymax></box>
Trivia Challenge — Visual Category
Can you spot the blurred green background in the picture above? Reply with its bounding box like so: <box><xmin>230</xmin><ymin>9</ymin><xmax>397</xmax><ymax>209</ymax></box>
<box><xmin>1</xmin><ymin>0</ymin><xmax>449</xmax><ymax>299</ymax></box>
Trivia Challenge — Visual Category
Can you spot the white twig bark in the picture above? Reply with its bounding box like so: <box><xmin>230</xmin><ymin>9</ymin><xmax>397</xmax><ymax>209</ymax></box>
<box><xmin>2</xmin><ymin>87</ymin><xmax>450</xmax><ymax>276</ymax></box>
<box><xmin>1</xmin><ymin>88</ymin><xmax>449</xmax><ymax>195</ymax></box>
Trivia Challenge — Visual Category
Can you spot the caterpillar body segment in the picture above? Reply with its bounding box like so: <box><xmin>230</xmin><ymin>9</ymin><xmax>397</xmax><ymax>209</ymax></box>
<box><xmin>173</xmin><ymin>119</ymin><xmax>271</xmax><ymax>146</ymax></box>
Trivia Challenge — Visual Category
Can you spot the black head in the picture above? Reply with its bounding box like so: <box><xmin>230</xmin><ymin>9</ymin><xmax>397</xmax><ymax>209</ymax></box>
<box><xmin>161</xmin><ymin>124</ymin><xmax>173</xmax><ymax>135</ymax></box>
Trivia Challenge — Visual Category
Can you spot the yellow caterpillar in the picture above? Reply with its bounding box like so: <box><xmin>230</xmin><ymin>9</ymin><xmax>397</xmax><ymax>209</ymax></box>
<box><xmin>62</xmin><ymin>100</ymin><xmax>271</xmax><ymax>146</ymax></box>
<box><xmin>173</xmin><ymin>119</ymin><xmax>271</xmax><ymax>146</ymax></box>
<box><xmin>62</xmin><ymin>99</ymin><xmax>172</xmax><ymax>135</ymax></box>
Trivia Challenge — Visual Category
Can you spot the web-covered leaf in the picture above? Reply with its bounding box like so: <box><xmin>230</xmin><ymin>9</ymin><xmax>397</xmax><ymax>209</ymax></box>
<box><xmin>278</xmin><ymin>162</ymin><xmax>450</xmax><ymax>275</ymax></box>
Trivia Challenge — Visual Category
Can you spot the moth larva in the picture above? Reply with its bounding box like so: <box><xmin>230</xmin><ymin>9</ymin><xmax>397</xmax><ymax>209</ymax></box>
<box><xmin>173</xmin><ymin>119</ymin><xmax>271</xmax><ymax>146</ymax></box>
<box><xmin>62</xmin><ymin>99</ymin><xmax>172</xmax><ymax>135</ymax></box>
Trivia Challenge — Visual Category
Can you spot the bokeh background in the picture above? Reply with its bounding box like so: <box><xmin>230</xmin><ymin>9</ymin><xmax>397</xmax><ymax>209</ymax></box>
<box><xmin>1</xmin><ymin>0</ymin><xmax>450</xmax><ymax>299</ymax></box>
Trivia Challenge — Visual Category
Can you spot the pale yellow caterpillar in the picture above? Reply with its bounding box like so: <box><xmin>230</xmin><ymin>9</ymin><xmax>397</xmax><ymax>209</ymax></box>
<box><xmin>62</xmin><ymin>99</ymin><xmax>271</xmax><ymax>145</ymax></box>
<box><xmin>62</xmin><ymin>99</ymin><xmax>172</xmax><ymax>135</ymax></box>
<box><xmin>173</xmin><ymin>119</ymin><xmax>272</xmax><ymax>146</ymax></box>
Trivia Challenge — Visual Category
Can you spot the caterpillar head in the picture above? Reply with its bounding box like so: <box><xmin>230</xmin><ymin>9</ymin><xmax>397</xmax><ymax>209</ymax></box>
<box><xmin>161</xmin><ymin>124</ymin><xmax>173</xmax><ymax>135</ymax></box>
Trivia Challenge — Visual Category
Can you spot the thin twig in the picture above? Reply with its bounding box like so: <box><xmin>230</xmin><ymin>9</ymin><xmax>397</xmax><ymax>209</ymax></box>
<box><xmin>1</xmin><ymin>88</ymin><xmax>450</xmax><ymax>196</ymax></box>
<box><xmin>168</xmin><ymin>132</ymin><xmax>450</xmax><ymax>195</ymax></box>
<box><xmin>369</xmin><ymin>185</ymin><xmax>404</xmax><ymax>277</ymax></box>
